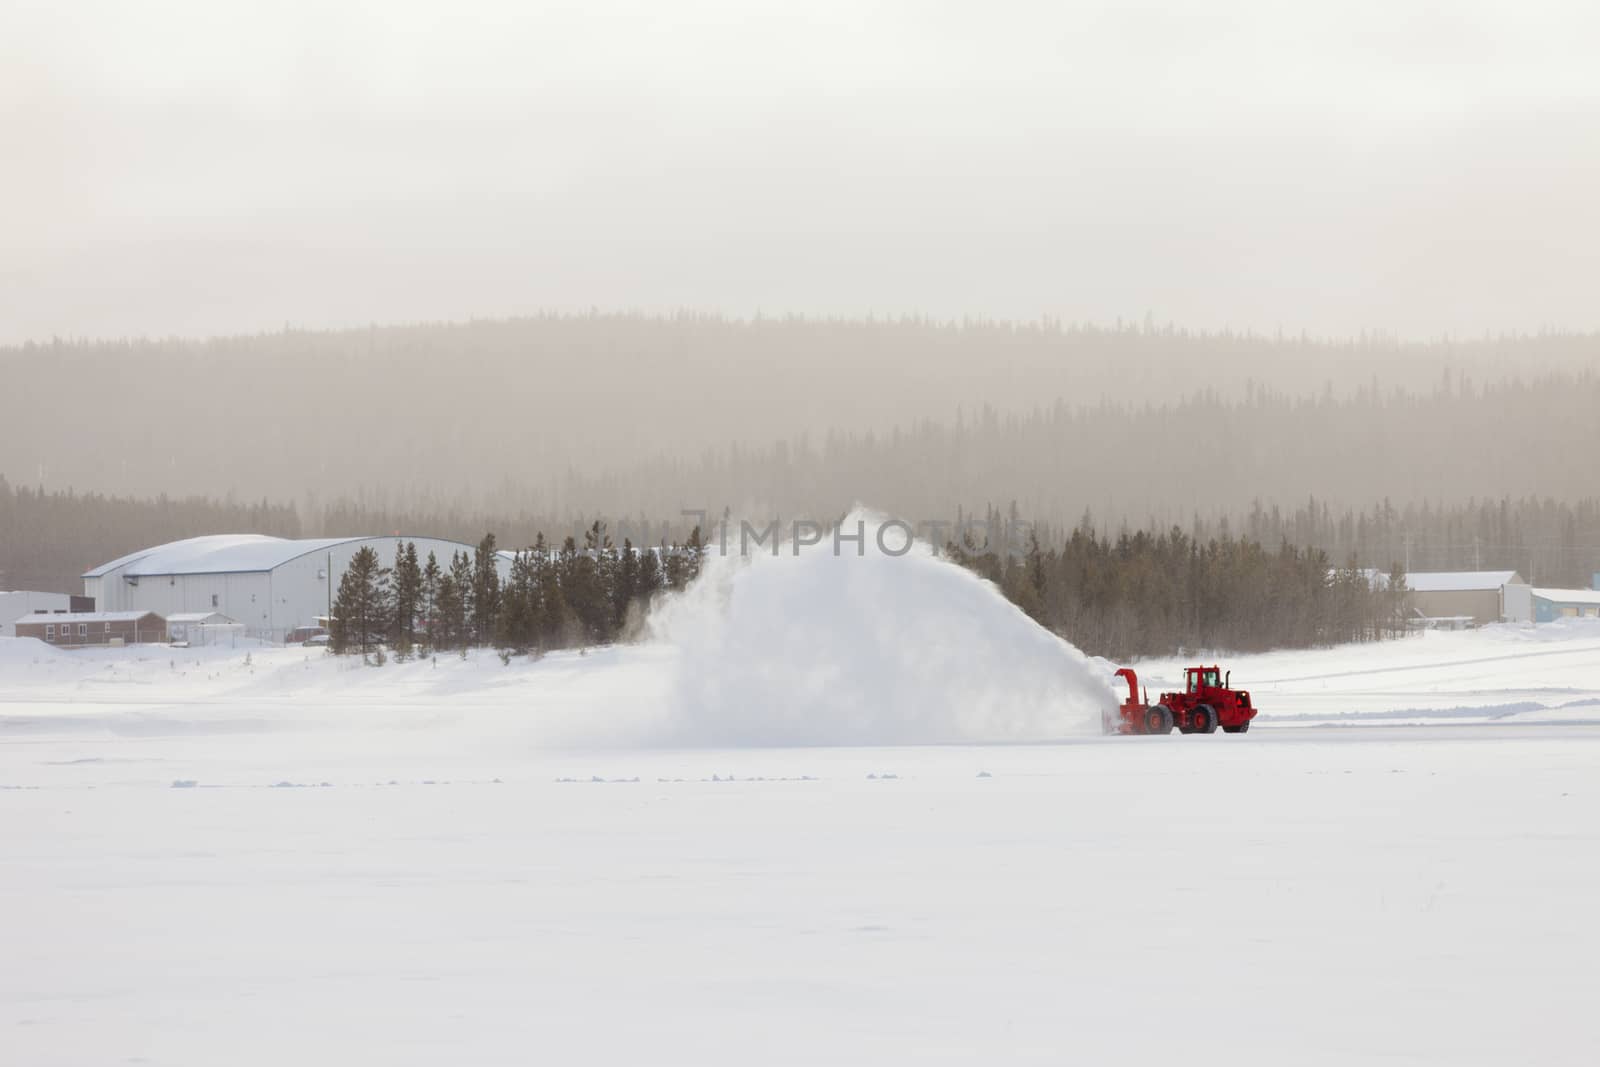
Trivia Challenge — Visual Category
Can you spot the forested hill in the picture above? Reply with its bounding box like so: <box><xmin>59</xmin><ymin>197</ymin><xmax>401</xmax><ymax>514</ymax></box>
<box><xmin>3</xmin><ymin>314</ymin><xmax>1597</xmax><ymax>513</ymax></box>
<box><xmin>545</xmin><ymin>372</ymin><xmax>1600</xmax><ymax>528</ymax></box>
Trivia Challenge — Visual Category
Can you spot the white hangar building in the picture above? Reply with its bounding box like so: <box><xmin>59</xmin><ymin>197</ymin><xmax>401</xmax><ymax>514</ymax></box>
<box><xmin>84</xmin><ymin>535</ymin><xmax>502</xmax><ymax>643</ymax></box>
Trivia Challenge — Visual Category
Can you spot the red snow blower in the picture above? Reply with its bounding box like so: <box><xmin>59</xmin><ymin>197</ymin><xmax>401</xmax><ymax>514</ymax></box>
<box><xmin>1107</xmin><ymin>665</ymin><xmax>1257</xmax><ymax>735</ymax></box>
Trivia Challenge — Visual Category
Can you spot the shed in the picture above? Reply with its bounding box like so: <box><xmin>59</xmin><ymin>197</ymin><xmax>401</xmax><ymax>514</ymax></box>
<box><xmin>1531</xmin><ymin>587</ymin><xmax>1600</xmax><ymax>623</ymax></box>
<box><xmin>166</xmin><ymin>611</ymin><xmax>244</xmax><ymax>646</ymax></box>
<box><xmin>1403</xmin><ymin>571</ymin><xmax>1524</xmax><ymax>626</ymax></box>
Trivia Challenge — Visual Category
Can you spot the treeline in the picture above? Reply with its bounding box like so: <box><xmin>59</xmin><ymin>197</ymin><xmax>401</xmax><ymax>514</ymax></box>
<box><xmin>312</xmin><ymin>494</ymin><xmax>1600</xmax><ymax>593</ymax></box>
<box><xmin>1232</xmin><ymin>495</ymin><xmax>1600</xmax><ymax>589</ymax></box>
<box><xmin>329</xmin><ymin>525</ymin><xmax>707</xmax><ymax>659</ymax></box>
<box><xmin>328</xmin><ymin>515</ymin><xmax>1410</xmax><ymax>664</ymax></box>
<box><xmin>949</xmin><ymin>515</ymin><xmax>1410</xmax><ymax>661</ymax></box>
<box><xmin>7</xmin><ymin>470</ymin><xmax>1597</xmax><ymax>630</ymax></box>
<box><xmin>0</xmin><ymin>476</ymin><xmax>301</xmax><ymax>592</ymax></box>
<box><xmin>557</xmin><ymin>371</ymin><xmax>1600</xmax><ymax>530</ymax></box>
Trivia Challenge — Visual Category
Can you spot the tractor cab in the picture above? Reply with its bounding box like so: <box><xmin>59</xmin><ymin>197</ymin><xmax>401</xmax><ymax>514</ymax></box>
<box><xmin>1187</xmin><ymin>666</ymin><xmax>1222</xmax><ymax>693</ymax></box>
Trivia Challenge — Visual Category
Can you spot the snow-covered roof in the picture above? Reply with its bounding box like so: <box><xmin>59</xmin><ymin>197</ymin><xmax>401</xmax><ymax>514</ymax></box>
<box><xmin>165</xmin><ymin>612</ymin><xmax>237</xmax><ymax>624</ymax></box>
<box><xmin>1533</xmin><ymin>587</ymin><xmax>1600</xmax><ymax>606</ymax></box>
<box><xmin>16</xmin><ymin>611</ymin><xmax>160</xmax><ymax>625</ymax></box>
<box><xmin>1404</xmin><ymin>571</ymin><xmax>1522</xmax><ymax>592</ymax></box>
<box><xmin>85</xmin><ymin>535</ymin><xmax>375</xmax><ymax>579</ymax></box>
<box><xmin>85</xmin><ymin>534</ymin><xmax>492</xmax><ymax>579</ymax></box>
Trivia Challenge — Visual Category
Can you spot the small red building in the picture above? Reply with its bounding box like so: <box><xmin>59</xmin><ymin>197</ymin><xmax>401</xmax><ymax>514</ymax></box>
<box><xmin>16</xmin><ymin>611</ymin><xmax>167</xmax><ymax>647</ymax></box>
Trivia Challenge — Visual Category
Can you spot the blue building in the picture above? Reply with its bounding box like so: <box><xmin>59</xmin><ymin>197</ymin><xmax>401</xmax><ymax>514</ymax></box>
<box><xmin>1531</xmin><ymin>576</ymin><xmax>1600</xmax><ymax>622</ymax></box>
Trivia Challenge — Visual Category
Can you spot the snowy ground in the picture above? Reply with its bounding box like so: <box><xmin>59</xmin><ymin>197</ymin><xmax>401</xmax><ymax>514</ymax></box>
<box><xmin>1133</xmin><ymin>617</ymin><xmax>1600</xmax><ymax>727</ymax></box>
<box><xmin>3</xmin><ymin>621</ymin><xmax>1599</xmax><ymax>1064</ymax></box>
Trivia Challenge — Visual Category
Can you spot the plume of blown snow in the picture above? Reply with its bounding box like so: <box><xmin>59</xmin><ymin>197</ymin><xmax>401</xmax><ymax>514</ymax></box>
<box><xmin>644</xmin><ymin>509</ymin><xmax>1117</xmax><ymax>745</ymax></box>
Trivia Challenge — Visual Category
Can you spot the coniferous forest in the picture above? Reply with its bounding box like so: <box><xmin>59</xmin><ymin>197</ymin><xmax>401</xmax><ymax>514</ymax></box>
<box><xmin>6</xmin><ymin>474</ymin><xmax>1599</xmax><ymax>659</ymax></box>
<box><xmin>323</xmin><ymin>520</ymin><xmax>1404</xmax><ymax>663</ymax></box>
<box><xmin>948</xmin><ymin>518</ymin><xmax>1410</xmax><ymax>661</ymax></box>
<box><xmin>328</xmin><ymin>526</ymin><xmax>707</xmax><ymax>659</ymax></box>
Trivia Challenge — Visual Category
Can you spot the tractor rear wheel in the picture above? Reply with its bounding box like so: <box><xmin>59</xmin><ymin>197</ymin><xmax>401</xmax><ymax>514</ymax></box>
<box><xmin>1223</xmin><ymin>723</ymin><xmax>1250</xmax><ymax>734</ymax></box>
<box><xmin>1191</xmin><ymin>704</ymin><xmax>1218</xmax><ymax>734</ymax></box>
<box><xmin>1145</xmin><ymin>705</ymin><xmax>1173</xmax><ymax>735</ymax></box>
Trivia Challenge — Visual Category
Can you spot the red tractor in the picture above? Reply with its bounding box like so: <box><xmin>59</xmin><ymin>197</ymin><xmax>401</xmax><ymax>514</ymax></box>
<box><xmin>1106</xmin><ymin>665</ymin><xmax>1257</xmax><ymax>735</ymax></box>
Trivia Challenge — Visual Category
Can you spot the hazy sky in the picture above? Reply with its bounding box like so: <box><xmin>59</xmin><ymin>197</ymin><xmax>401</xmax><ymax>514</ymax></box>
<box><xmin>4</xmin><ymin>0</ymin><xmax>1598</xmax><ymax>343</ymax></box>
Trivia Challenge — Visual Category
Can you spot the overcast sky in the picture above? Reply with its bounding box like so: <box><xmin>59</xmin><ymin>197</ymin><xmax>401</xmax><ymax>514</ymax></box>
<box><xmin>3</xmin><ymin>0</ymin><xmax>1597</xmax><ymax>343</ymax></box>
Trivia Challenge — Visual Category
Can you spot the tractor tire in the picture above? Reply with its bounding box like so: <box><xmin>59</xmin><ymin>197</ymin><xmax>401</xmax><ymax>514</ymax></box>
<box><xmin>1145</xmin><ymin>705</ymin><xmax>1173</xmax><ymax>735</ymax></box>
<box><xmin>1191</xmin><ymin>704</ymin><xmax>1218</xmax><ymax>734</ymax></box>
<box><xmin>1223</xmin><ymin>723</ymin><xmax>1250</xmax><ymax>734</ymax></box>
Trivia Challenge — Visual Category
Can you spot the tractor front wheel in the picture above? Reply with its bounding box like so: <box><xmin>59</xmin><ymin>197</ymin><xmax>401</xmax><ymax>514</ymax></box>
<box><xmin>1146</xmin><ymin>705</ymin><xmax>1174</xmax><ymax>735</ymax></box>
<box><xmin>1191</xmin><ymin>704</ymin><xmax>1218</xmax><ymax>734</ymax></box>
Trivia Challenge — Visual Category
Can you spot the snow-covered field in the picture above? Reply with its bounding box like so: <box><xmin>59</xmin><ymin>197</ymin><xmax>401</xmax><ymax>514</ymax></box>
<box><xmin>1136</xmin><ymin>617</ymin><xmax>1600</xmax><ymax>727</ymax></box>
<box><xmin>4</xmin><ymin>595</ymin><xmax>1599</xmax><ymax>1062</ymax></box>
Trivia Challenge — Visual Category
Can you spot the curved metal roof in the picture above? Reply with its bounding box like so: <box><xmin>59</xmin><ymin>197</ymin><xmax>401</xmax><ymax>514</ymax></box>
<box><xmin>86</xmin><ymin>535</ymin><xmax>384</xmax><ymax>578</ymax></box>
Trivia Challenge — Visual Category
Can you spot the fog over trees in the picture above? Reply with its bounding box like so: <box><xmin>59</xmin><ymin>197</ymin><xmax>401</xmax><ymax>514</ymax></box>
<box><xmin>2</xmin><ymin>315</ymin><xmax>1596</xmax><ymax>532</ymax></box>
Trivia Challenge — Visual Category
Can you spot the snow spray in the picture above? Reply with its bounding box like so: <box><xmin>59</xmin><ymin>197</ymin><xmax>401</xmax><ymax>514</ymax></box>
<box><xmin>645</xmin><ymin>508</ymin><xmax>1118</xmax><ymax>745</ymax></box>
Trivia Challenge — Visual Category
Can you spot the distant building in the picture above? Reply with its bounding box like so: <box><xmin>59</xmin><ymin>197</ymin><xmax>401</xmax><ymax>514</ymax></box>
<box><xmin>1</xmin><ymin>591</ymin><xmax>95</xmax><ymax>637</ymax></box>
<box><xmin>165</xmin><ymin>611</ymin><xmax>244</xmax><ymax>646</ymax></box>
<box><xmin>83</xmin><ymin>535</ymin><xmax>503</xmax><ymax>643</ymax></box>
<box><xmin>1403</xmin><ymin>571</ymin><xmax>1525</xmax><ymax>627</ymax></box>
<box><xmin>16</xmin><ymin>611</ymin><xmax>166</xmax><ymax>647</ymax></box>
<box><xmin>1530</xmin><ymin>582</ymin><xmax>1600</xmax><ymax>622</ymax></box>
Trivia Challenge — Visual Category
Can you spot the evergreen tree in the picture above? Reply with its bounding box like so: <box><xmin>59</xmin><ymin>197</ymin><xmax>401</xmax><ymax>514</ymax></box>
<box><xmin>1386</xmin><ymin>561</ymin><xmax>1411</xmax><ymax>638</ymax></box>
<box><xmin>1026</xmin><ymin>528</ymin><xmax>1048</xmax><ymax>601</ymax></box>
<box><xmin>526</xmin><ymin>533</ymin><xmax>550</xmax><ymax>649</ymax></box>
<box><xmin>472</xmin><ymin>533</ymin><xmax>501</xmax><ymax>646</ymax></box>
<box><xmin>663</xmin><ymin>537</ymin><xmax>687</xmax><ymax>591</ymax></box>
<box><xmin>420</xmin><ymin>551</ymin><xmax>441</xmax><ymax>650</ymax></box>
<box><xmin>537</xmin><ymin>534</ymin><xmax>571</xmax><ymax>649</ymax></box>
<box><xmin>561</xmin><ymin>523</ymin><xmax>613</xmax><ymax>643</ymax></box>
<box><xmin>391</xmin><ymin>541</ymin><xmax>422</xmax><ymax>655</ymax></box>
<box><xmin>613</xmin><ymin>538</ymin><xmax>639</xmax><ymax>630</ymax></box>
<box><xmin>637</xmin><ymin>544</ymin><xmax>662</xmax><ymax>603</ymax></box>
<box><xmin>684</xmin><ymin>525</ymin><xmax>705</xmax><ymax>583</ymax></box>
<box><xmin>434</xmin><ymin>572</ymin><xmax>462</xmax><ymax>650</ymax></box>
<box><xmin>1002</xmin><ymin>527</ymin><xmax>1046</xmax><ymax>623</ymax></box>
<box><xmin>497</xmin><ymin>548</ymin><xmax>536</xmax><ymax>651</ymax></box>
<box><xmin>448</xmin><ymin>551</ymin><xmax>473</xmax><ymax>646</ymax></box>
<box><xmin>330</xmin><ymin>546</ymin><xmax>391</xmax><ymax>659</ymax></box>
